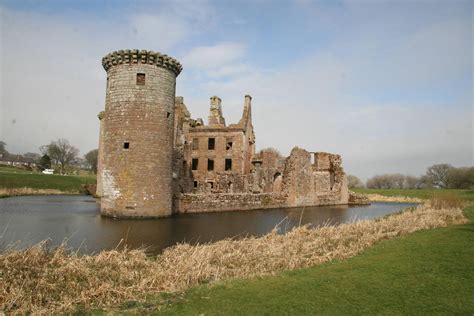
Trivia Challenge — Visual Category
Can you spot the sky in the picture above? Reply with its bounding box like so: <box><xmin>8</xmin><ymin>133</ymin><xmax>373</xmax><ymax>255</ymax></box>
<box><xmin>0</xmin><ymin>0</ymin><xmax>472</xmax><ymax>180</ymax></box>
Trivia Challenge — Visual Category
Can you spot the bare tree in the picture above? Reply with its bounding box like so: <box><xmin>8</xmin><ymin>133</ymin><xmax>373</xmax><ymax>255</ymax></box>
<box><xmin>347</xmin><ymin>175</ymin><xmax>364</xmax><ymax>189</ymax></box>
<box><xmin>0</xmin><ymin>141</ymin><xmax>7</xmax><ymax>157</ymax></box>
<box><xmin>41</xmin><ymin>139</ymin><xmax>79</xmax><ymax>175</ymax></box>
<box><xmin>425</xmin><ymin>164</ymin><xmax>453</xmax><ymax>188</ymax></box>
<box><xmin>85</xmin><ymin>149</ymin><xmax>99</xmax><ymax>174</ymax></box>
<box><xmin>447</xmin><ymin>167</ymin><xmax>474</xmax><ymax>189</ymax></box>
<box><xmin>23</xmin><ymin>152</ymin><xmax>41</xmax><ymax>162</ymax></box>
<box><xmin>366</xmin><ymin>173</ymin><xmax>422</xmax><ymax>189</ymax></box>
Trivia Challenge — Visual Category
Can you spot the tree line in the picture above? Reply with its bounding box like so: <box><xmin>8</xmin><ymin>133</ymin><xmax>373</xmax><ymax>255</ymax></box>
<box><xmin>348</xmin><ymin>164</ymin><xmax>474</xmax><ymax>190</ymax></box>
<box><xmin>0</xmin><ymin>139</ymin><xmax>98</xmax><ymax>175</ymax></box>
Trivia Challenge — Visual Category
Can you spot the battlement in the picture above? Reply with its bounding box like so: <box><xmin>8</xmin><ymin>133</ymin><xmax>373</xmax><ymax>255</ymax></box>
<box><xmin>102</xmin><ymin>49</ymin><xmax>183</xmax><ymax>76</ymax></box>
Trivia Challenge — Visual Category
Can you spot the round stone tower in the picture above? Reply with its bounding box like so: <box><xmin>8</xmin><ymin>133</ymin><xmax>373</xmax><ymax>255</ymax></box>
<box><xmin>99</xmin><ymin>49</ymin><xmax>182</xmax><ymax>218</ymax></box>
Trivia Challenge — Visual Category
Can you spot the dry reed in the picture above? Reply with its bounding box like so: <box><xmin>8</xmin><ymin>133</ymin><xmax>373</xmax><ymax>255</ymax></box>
<box><xmin>0</xmin><ymin>203</ymin><xmax>467</xmax><ymax>314</ymax></box>
<box><xmin>366</xmin><ymin>194</ymin><xmax>424</xmax><ymax>203</ymax></box>
<box><xmin>0</xmin><ymin>188</ymin><xmax>68</xmax><ymax>197</ymax></box>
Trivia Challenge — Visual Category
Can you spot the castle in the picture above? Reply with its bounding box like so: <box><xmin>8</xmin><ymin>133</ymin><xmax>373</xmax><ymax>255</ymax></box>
<box><xmin>97</xmin><ymin>49</ymin><xmax>364</xmax><ymax>218</ymax></box>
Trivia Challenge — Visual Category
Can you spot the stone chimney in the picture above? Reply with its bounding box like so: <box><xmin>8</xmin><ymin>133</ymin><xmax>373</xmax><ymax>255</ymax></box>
<box><xmin>244</xmin><ymin>94</ymin><xmax>252</xmax><ymax>107</ymax></box>
<box><xmin>208</xmin><ymin>96</ymin><xmax>226</xmax><ymax>126</ymax></box>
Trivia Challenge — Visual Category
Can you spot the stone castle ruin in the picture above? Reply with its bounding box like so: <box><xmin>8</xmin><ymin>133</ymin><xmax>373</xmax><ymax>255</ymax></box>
<box><xmin>97</xmin><ymin>49</ymin><xmax>364</xmax><ymax>218</ymax></box>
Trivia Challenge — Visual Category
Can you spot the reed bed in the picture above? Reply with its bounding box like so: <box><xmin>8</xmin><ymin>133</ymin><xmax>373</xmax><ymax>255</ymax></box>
<box><xmin>366</xmin><ymin>193</ymin><xmax>424</xmax><ymax>203</ymax></box>
<box><xmin>0</xmin><ymin>187</ymin><xmax>67</xmax><ymax>198</ymax></box>
<box><xmin>0</xmin><ymin>202</ymin><xmax>467</xmax><ymax>314</ymax></box>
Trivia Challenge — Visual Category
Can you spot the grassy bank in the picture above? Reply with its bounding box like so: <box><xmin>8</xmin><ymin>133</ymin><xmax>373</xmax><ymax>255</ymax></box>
<box><xmin>353</xmin><ymin>188</ymin><xmax>474</xmax><ymax>201</ymax></box>
<box><xmin>154</xmin><ymin>205</ymin><xmax>474</xmax><ymax>315</ymax></box>
<box><xmin>0</xmin><ymin>166</ymin><xmax>95</xmax><ymax>197</ymax></box>
<box><xmin>0</xmin><ymin>200</ymin><xmax>467</xmax><ymax>313</ymax></box>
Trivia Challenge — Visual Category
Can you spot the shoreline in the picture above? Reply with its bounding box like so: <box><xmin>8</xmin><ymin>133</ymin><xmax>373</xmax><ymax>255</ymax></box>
<box><xmin>0</xmin><ymin>200</ymin><xmax>467</xmax><ymax>313</ymax></box>
<box><xmin>366</xmin><ymin>194</ymin><xmax>424</xmax><ymax>203</ymax></box>
<box><xmin>0</xmin><ymin>188</ymin><xmax>84</xmax><ymax>198</ymax></box>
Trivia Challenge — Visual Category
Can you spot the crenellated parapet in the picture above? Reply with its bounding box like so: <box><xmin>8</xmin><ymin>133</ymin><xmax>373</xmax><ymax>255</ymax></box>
<box><xmin>102</xmin><ymin>49</ymin><xmax>183</xmax><ymax>76</ymax></box>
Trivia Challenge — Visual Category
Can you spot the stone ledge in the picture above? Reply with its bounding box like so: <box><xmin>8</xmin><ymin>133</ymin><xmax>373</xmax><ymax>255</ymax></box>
<box><xmin>102</xmin><ymin>49</ymin><xmax>182</xmax><ymax>76</ymax></box>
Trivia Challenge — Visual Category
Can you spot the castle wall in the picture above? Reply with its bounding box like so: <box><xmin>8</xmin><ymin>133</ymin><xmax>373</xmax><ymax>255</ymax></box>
<box><xmin>185</xmin><ymin>129</ymin><xmax>248</xmax><ymax>191</ymax></box>
<box><xmin>282</xmin><ymin>148</ymin><xmax>349</xmax><ymax>207</ymax></box>
<box><xmin>97</xmin><ymin>50</ymin><xmax>358</xmax><ymax>218</ymax></box>
<box><xmin>99</xmin><ymin>50</ymin><xmax>181</xmax><ymax>218</ymax></box>
<box><xmin>177</xmin><ymin>193</ymin><xmax>287</xmax><ymax>213</ymax></box>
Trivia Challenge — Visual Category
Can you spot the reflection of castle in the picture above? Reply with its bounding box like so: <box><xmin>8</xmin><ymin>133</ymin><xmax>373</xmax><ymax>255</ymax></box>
<box><xmin>97</xmin><ymin>49</ymin><xmax>358</xmax><ymax>218</ymax></box>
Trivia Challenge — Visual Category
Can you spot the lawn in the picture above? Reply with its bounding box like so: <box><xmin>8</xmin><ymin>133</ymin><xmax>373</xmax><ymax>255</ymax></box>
<box><xmin>353</xmin><ymin>188</ymin><xmax>474</xmax><ymax>201</ymax></box>
<box><xmin>138</xmin><ymin>205</ymin><xmax>472</xmax><ymax>315</ymax></box>
<box><xmin>0</xmin><ymin>165</ymin><xmax>96</xmax><ymax>195</ymax></box>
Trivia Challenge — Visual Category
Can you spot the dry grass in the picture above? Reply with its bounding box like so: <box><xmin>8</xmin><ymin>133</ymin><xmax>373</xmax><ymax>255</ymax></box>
<box><xmin>0</xmin><ymin>187</ymin><xmax>69</xmax><ymax>198</ymax></box>
<box><xmin>366</xmin><ymin>194</ymin><xmax>424</xmax><ymax>203</ymax></box>
<box><xmin>0</xmin><ymin>203</ymin><xmax>468</xmax><ymax>314</ymax></box>
<box><xmin>430</xmin><ymin>191</ymin><xmax>465</xmax><ymax>209</ymax></box>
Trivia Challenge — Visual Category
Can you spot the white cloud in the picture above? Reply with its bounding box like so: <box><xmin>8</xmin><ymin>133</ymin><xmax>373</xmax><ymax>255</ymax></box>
<box><xmin>0</xmin><ymin>1</ymin><xmax>471</xmax><ymax>181</ymax></box>
<box><xmin>0</xmin><ymin>4</ymin><xmax>212</xmax><ymax>155</ymax></box>
<box><xmin>178</xmin><ymin>18</ymin><xmax>472</xmax><ymax>180</ymax></box>
<box><xmin>181</xmin><ymin>42</ymin><xmax>247</xmax><ymax>69</ymax></box>
<box><xmin>128</xmin><ymin>14</ymin><xmax>189</xmax><ymax>51</ymax></box>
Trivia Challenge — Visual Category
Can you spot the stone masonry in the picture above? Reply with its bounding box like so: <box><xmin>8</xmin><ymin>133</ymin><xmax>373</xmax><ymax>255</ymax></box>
<box><xmin>97</xmin><ymin>49</ymin><xmax>363</xmax><ymax>218</ymax></box>
<box><xmin>98</xmin><ymin>49</ymin><xmax>182</xmax><ymax>217</ymax></box>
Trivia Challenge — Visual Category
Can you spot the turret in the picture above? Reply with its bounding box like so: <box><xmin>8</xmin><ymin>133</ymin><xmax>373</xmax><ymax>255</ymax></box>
<box><xmin>98</xmin><ymin>49</ymin><xmax>182</xmax><ymax>218</ymax></box>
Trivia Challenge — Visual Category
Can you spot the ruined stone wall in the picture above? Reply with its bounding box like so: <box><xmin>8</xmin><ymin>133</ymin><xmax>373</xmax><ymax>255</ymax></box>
<box><xmin>282</xmin><ymin>148</ymin><xmax>349</xmax><ymax>207</ymax></box>
<box><xmin>253</xmin><ymin>149</ymin><xmax>285</xmax><ymax>193</ymax></box>
<box><xmin>99</xmin><ymin>50</ymin><xmax>181</xmax><ymax>218</ymax></box>
<box><xmin>184</xmin><ymin>128</ymin><xmax>248</xmax><ymax>192</ymax></box>
<box><xmin>177</xmin><ymin>193</ymin><xmax>287</xmax><ymax>213</ymax></box>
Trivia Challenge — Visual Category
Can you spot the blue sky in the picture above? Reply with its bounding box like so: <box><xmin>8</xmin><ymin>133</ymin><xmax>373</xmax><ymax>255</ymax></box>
<box><xmin>0</xmin><ymin>0</ymin><xmax>472</xmax><ymax>179</ymax></box>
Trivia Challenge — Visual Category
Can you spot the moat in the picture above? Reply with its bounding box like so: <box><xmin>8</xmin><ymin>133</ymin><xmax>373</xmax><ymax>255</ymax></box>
<box><xmin>0</xmin><ymin>195</ymin><xmax>416</xmax><ymax>255</ymax></box>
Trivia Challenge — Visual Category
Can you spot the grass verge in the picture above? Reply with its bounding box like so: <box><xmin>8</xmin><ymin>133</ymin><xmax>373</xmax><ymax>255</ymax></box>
<box><xmin>0</xmin><ymin>172</ymin><xmax>95</xmax><ymax>197</ymax></box>
<box><xmin>353</xmin><ymin>188</ymin><xmax>474</xmax><ymax>201</ymax></box>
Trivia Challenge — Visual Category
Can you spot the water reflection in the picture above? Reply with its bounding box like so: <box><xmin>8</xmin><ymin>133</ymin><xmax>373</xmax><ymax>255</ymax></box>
<box><xmin>0</xmin><ymin>195</ymin><xmax>416</xmax><ymax>255</ymax></box>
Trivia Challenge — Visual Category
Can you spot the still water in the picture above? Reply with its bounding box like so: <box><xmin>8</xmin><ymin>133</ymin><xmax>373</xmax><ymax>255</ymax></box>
<box><xmin>0</xmin><ymin>195</ymin><xmax>416</xmax><ymax>255</ymax></box>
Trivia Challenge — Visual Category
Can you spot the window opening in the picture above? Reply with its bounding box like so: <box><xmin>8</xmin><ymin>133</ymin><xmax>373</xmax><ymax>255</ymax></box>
<box><xmin>225</xmin><ymin>158</ymin><xmax>232</xmax><ymax>171</ymax></box>
<box><xmin>208</xmin><ymin>138</ymin><xmax>215</xmax><ymax>150</ymax></box>
<box><xmin>208</xmin><ymin>159</ymin><xmax>214</xmax><ymax>171</ymax></box>
<box><xmin>226</xmin><ymin>138</ymin><xmax>233</xmax><ymax>150</ymax></box>
<box><xmin>192</xmin><ymin>158</ymin><xmax>198</xmax><ymax>170</ymax></box>
<box><xmin>136</xmin><ymin>73</ymin><xmax>145</xmax><ymax>85</ymax></box>
<box><xmin>192</xmin><ymin>138</ymin><xmax>199</xmax><ymax>150</ymax></box>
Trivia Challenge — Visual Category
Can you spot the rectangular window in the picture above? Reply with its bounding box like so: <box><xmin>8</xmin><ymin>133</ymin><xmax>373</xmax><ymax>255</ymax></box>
<box><xmin>226</xmin><ymin>138</ymin><xmax>233</xmax><ymax>150</ymax></box>
<box><xmin>208</xmin><ymin>138</ymin><xmax>215</xmax><ymax>150</ymax></box>
<box><xmin>192</xmin><ymin>158</ymin><xmax>198</xmax><ymax>170</ymax></box>
<box><xmin>136</xmin><ymin>73</ymin><xmax>145</xmax><ymax>85</ymax></box>
<box><xmin>207</xmin><ymin>181</ymin><xmax>214</xmax><ymax>189</ymax></box>
<box><xmin>225</xmin><ymin>158</ymin><xmax>232</xmax><ymax>171</ymax></box>
<box><xmin>207</xmin><ymin>159</ymin><xmax>214</xmax><ymax>171</ymax></box>
<box><xmin>192</xmin><ymin>138</ymin><xmax>199</xmax><ymax>150</ymax></box>
<box><xmin>123</xmin><ymin>142</ymin><xmax>130</xmax><ymax>149</ymax></box>
<box><xmin>193</xmin><ymin>181</ymin><xmax>198</xmax><ymax>188</ymax></box>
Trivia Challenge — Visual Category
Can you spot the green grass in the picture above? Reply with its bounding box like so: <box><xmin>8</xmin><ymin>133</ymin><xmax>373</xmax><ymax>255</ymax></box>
<box><xmin>111</xmin><ymin>206</ymin><xmax>474</xmax><ymax>315</ymax></box>
<box><xmin>353</xmin><ymin>188</ymin><xmax>474</xmax><ymax>201</ymax></box>
<box><xmin>0</xmin><ymin>166</ymin><xmax>96</xmax><ymax>195</ymax></box>
<box><xmin>0</xmin><ymin>165</ymin><xmax>37</xmax><ymax>174</ymax></box>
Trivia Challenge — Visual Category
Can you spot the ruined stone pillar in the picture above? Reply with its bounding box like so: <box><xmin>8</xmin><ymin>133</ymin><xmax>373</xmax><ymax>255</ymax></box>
<box><xmin>99</xmin><ymin>49</ymin><xmax>182</xmax><ymax>218</ymax></box>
